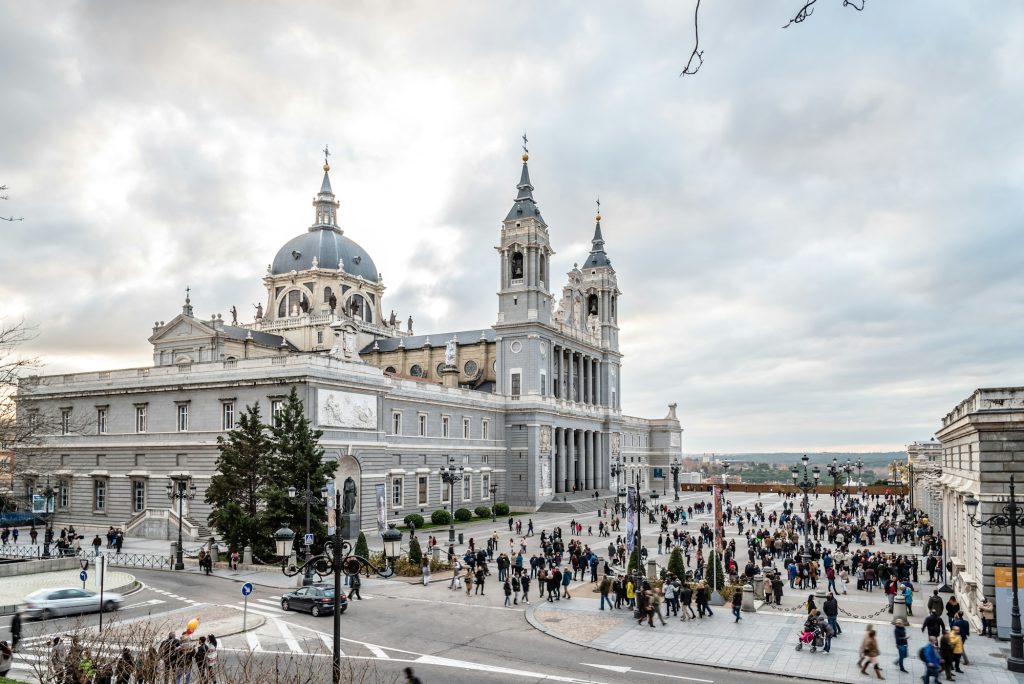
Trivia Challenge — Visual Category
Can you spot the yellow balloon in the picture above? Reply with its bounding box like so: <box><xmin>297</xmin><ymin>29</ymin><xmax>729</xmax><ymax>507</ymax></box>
<box><xmin>186</xmin><ymin>618</ymin><xmax>200</xmax><ymax>633</ymax></box>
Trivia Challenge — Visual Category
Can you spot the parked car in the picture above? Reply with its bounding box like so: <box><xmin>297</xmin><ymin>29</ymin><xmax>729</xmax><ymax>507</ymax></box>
<box><xmin>280</xmin><ymin>583</ymin><xmax>346</xmax><ymax>617</ymax></box>
<box><xmin>22</xmin><ymin>587</ymin><xmax>123</xmax><ymax>620</ymax></box>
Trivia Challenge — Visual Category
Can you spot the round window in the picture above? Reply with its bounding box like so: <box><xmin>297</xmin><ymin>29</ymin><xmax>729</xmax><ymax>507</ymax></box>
<box><xmin>464</xmin><ymin>360</ymin><xmax>478</xmax><ymax>376</ymax></box>
<box><xmin>409</xmin><ymin>364</ymin><xmax>423</xmax><ymax>377</ymax></box>
<box><xmin>510</xmin><ymin>340</ymin><xmax>522</xmax><ymax>354</ymax></box>
<box><xmin>384</xmin><ymin>366</ymin><xmax>396</xmax><ymax>374</ymax></box>
<box><xmin>436</xmin><ymin>362</ymin><xmax>445</xmax><ymax>376</ymax></box>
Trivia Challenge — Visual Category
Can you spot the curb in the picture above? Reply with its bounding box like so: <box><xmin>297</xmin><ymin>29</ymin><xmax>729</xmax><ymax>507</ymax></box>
<box><xmin>524</xmin><ymin>604</ymin><xmax>873</xmax><ymax>684</ymax></box>
<box><xmin>210</xmin><ymin>613</ymin><xmax>266</xmax><ymax>638</ymax></box>
<box><xmin>0</xmin><ymin>578</ymin><xmax>142</xmax><ymax>615</ymax></box>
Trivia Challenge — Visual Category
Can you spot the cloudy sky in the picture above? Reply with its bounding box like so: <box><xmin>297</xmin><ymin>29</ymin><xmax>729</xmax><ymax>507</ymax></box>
<box><xmin>2</xmin><ymin>1</ymin><xmax>1023</xmax><ymax>453</ymax></box>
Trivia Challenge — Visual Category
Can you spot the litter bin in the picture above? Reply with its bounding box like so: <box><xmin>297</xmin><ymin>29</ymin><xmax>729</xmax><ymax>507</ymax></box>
<box><xmin>458</xmin><ymin>532</ymin><xmax>464</xmax><ymax>545</ymax></box>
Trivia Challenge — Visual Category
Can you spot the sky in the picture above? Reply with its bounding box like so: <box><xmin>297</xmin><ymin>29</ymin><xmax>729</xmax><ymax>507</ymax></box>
<box><xmin>2</xmin><ymin>1</ymin><xmax>1023</xmax><ymax>453</ymax></box>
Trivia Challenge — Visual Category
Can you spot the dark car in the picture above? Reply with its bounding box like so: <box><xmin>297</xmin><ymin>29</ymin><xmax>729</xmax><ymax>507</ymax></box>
<box><xmin>280</xmin><ymin>583</ymin><xmax>347</xmax><ymax>617</ymax></box>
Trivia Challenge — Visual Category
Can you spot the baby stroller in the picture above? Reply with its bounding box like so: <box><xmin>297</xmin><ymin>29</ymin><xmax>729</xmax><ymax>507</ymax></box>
<box><xmin>795</xmin><ymin>625</ymin><xmax>824</xmax><ymax>652</ymax></box>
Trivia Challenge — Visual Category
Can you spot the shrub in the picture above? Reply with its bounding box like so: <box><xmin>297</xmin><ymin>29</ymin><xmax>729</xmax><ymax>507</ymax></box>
<box><xmin>493</xmin><ymin>502</ymin><xmax>510</xmax><ymax>516</ymax></box>
<box><xmin>667</xmin><ymin>547</ymin><xmax>686</xmax><ymax>580</ymax></box>
<box><xmin>706</xmin><ymin>550</ymin><xmax>726</xmax><ymax>591</ymax></box>
<box><xmin>431</xmin><ymin>509</ymin><xmax>452</xmax><ymax>525</ymax></box>
<box><xmin>474</xmin><ymin>506</ymin><xmax>492</xmax><ymax>519</ymax></box>
<box><xmin>403</xmin><ymin>513</ymin><xmax>425</xmax><ymax>530</ymax></box>
<box><xmin>454</xmin><ymin>508</ymin><xmax>472</xmax><ymax>522</ymax></box>
<box><xmin>408</xmin><ymin>536</ymin><xmax>422</xmax><ymax>565</ymax></box>
<box><xmin>354</xmin><ymin>531</ymin><xmax>369</xmax><ymax>560</ymax></box>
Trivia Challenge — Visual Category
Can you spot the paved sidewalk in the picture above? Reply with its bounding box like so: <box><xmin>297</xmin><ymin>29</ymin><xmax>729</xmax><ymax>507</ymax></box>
<box><xmin>527</xmin><ymin>595</ymin><xmax>1024</xmax><ymax>684</ymax></box>
<box><xmin>0</xmin><ymin>568</ymin><xmax>137</xmax><ymax>608</ymax></box>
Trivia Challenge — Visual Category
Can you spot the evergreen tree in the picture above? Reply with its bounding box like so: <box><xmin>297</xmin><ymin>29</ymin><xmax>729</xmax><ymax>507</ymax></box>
<box><xmin>706</xmin><ymin>549</ymin><xmax>725</xmax><ymax>591</ymax></box>
<box><xmin>408</xmin><ymin>536</ymin><xmax>422</xmax><ymax>565</ymax></box>
<box><xmin>354</xmin><ymin>531</ymin><xmax>369</xmax><ymax>559</ymax></box>
<box><xmin>265</xmin><ymin>387</ymin><xmax>332</xmax><ymax>555</ymax></box>
<box><xmin>206</xmin><ymin>403</ymin><xmax>274</xmax><ymax>556</ymax></box>
<box><xmin>668</xmin><ymin>547</ymin><xmax>686</xmax><ymax>579</ymax></box>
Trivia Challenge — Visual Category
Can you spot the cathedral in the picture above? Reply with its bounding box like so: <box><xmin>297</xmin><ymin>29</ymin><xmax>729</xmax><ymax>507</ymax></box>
<box><xmin>15</xmin><ymin>148</ymin><xmax>683</xmax><ymax>541</ymax></box>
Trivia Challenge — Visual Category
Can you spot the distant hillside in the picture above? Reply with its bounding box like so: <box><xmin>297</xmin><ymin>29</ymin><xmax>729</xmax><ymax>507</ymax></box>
<box><xmin>685</xmin><ymin>452</ymin><xmax>904</xmax><ymax>466</ymax></box>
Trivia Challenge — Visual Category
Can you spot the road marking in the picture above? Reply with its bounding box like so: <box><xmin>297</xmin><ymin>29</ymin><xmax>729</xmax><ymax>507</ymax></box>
<box><xmin>582</xmin><ymin>663</ymin><xmax>713</xmax><ymax>682</ymax></box>
<box><xmin>415</xmin><ymin>654</ymin><xmax>614</xmax><ymax>683</ymax></box>
<box><xmin>124</xmin><ymin>598</ymin><xmax>166</xmax><ymax>609</ymax></box>
<box><xmin>246</xmin><ymin>631</ymin><xmax>262</xmax><ymax>652</ymax></box>
<box><xmin>366</xmin><ymin>644</ymin><xmax>389</xmax><ymax>659</ymax></box>
<box><xmin>376</xmin><ymin>594</ymin><xmax>525</xmax><ymax>612</ymax></box>
<box><xmin>275</xmin><ymin>619</ymin><xmax>303</xmax><ymax>653</ymax></box>
<box><xmin>319</xmin><ymin>632</ymin><xmax>340</xmax><ymax>654</ymax></box>
<box><xmin>225</xmin><ymin>602</ymin><xmax>281</xmax><ymax>619</ymax></box>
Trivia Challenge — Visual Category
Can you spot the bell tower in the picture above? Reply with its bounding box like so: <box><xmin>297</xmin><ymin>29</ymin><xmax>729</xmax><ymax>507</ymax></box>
<box><xmin>578</xmin><ymin>205</ymin><xmax>620</xmax><ymax>353</ymax></box>
<box><xmin>496</xmin><ymin>140</ymin><xmax>554</xmax><ymax>326</ymax></box>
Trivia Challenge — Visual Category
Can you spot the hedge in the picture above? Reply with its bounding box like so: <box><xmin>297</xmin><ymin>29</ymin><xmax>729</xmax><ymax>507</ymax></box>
<box><xmin>474</xmin><ymin>506</ymin><xmax>492</xmax><ymax>519</ymax></box>
<box><xmin>430</xmin><ymin>509</ymin><xmax>453</xmax><ymax>525</ymax></box>
<box><xmin>454</xmin><ymin>508</ymin><xmax>472</xmax><ymax>522</ymax></box>
<box><xmin>493</xmin><ymin>502</ymin><xmax>510</xmax><ymax>516</ymax></box>
<box><xmin>403</xmin><ymin>513</ymin><xmax>425</xmax><ymax>529</ymax></box>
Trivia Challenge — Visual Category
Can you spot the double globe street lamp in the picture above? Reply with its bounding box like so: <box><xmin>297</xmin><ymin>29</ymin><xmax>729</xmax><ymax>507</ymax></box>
<box><xmin>439</xmin><ymin>457</ymin><xmax>464</xmax><ymax>545</ymax></box>
<box><xmin>288</xmin><ymin>474</ymin><xmax>324</xmax><ymax>586</ymax></box>
<box><xmin>965</xmin><ymin>477</ymin><xmax>1024</xmax><ymax>672</ymax></box>
<box><xmin>670</xmin><ymin>457</ymin><xmax>681</xmax><ymax>501</ymax></box>
<box><xmin>166</xmin><ymin>475</ymin><xmax>196</xmax><ymax>571</ymax></box>
<box><xmin>791</xmin><ymin>455</ymin><xmax>819</xmax><ymax>563</ymax></box>
<box><xmin>274</xmin><ymin>486</ymin><xmax>400</xmax><ymax>684</ymax></box>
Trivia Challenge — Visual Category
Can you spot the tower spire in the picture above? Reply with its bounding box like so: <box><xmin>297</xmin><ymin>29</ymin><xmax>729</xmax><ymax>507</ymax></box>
<box><xmin>312</xmin><ymin>147</ymin><xmax>340</xmax><ymax>231</ymax></box>
<box><xmin>505</xmin><ymin>136</ymin><xmax>543</xmax><ymax>222</ymax></box>
<box><xmin>584</xmin><ymin>201</ymin><xmax>611</xmax><ymax>268</ymax></box>
<box><xmin>182</xmin><ymin>286</ymin><xmax>194</xmax><ymax>317</ymax></box>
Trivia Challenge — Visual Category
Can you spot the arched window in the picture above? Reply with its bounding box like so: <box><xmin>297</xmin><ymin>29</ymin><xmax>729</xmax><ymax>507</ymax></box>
<box><xmin>539</xmin><ymin>254</ymin><xmax>546</xmax><ymax>285</ymax></box>
<box><xmin>384</xmin><ymin>366</ymin><xmax>397</xmax><ymax>374</ymax></box>
<box><xmin>409</xmin><ymin>364</ymin><xmax>423</xmax><ymax>377</ymax></box>
<box><xmin>278</xmin><ymin>289</ymin><xmax>308</xmax><ymax>318</ymax></box>
<box><xmin>436</xmin><ymin>362</ymin><xmax>445</xmax><ymax>377</ymax></box>
<box><xmin>587</xmin><ymin>294</ymin><xmax>599</xmax><ymax>316</ymax></box>
<box><xmin>510</xmin><ymin>252</ymin><xmax>524</xmax><ymax>281</ymax></box>
<box><xmin>323</xmin><ymin>286</ymin><xmax>333</xmax><ymax>304</ymax></box>
<box><xmin>346</xmin><ymin>294</ymin><xmax>373</xmax><ymax>323</ymax></box>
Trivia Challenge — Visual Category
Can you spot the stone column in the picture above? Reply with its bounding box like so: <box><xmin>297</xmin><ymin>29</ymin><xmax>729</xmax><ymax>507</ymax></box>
<box><xmin>595</xmin><ymin>430</ymin><xmax>603</xmax><ymax>489</ymax></box>
<box><xmin>581</xmin><ymin>355</ymin><xmax>588</xmax><ymax>404</ymax></box>
<box><xmin>585</xmin><ymin>430</ymin><xmax>595</xmax><ymax>489</ymax></box>
<box><xmin>595</xmin><ymin>360</ymin><xmax>602</xmax><ymax>406</ymax></box>
<box><xmin>554</xmin><ymin>427</ymin><xmax>564</xmax><ymax>493</ymax></box>
<box><xmin>566</xmin><ymin>429</ymin><xmax>576</xmax><ymax>493</ymax></box>
<box><xmin>576</xmin><ymin>353</ymin><xmax>583</xmax><ymax>402</ymax></box>
<box><xmin>576</xmin><ymin>430</ymin><xmax>586</xmax><ymax>491</ymax></box>
<box><xmin>552</xmin><ymin>346</ymin><xmax>559</xmax><ymax>399</ymax></box>
<box><xmin>567</xmin><ymin>350</ymin><xmax>574</xmax><ymax>402</ymax></box>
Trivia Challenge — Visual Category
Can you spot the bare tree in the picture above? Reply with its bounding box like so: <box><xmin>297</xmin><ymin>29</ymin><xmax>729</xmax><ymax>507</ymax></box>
<box><xmin>0</xmin><ymin>184</ymin><xmax>24</xmax><ymax>222</ymax></box>
<box><xmin>681</xmin><ymin>0</ymin><xmax>867</xmax><ymax>77</ymax></box>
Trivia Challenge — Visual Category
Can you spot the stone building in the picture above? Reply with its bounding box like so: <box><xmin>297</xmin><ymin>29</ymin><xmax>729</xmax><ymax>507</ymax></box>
<box><xmin>14</xmin><ymin>149</ymin><xmax>682</xmax><ymax>541</ymax></box>
<box><xmin>934</xmin><ymin>387</ymin><xmax>1024</xmax><ymax>619</ymax></box>
<box><xmin>906</xmin><ymin>439</ymin><xmax>942</xmax><ymax>523</ymax></box>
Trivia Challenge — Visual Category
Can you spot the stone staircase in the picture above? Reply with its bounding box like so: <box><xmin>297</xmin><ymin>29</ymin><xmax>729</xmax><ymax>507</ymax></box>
<box><xmin>185</xmin><ymin>515</ymin><xmax>214</xmax><ymax>542</ymax></box>
<box><xmin>538</xmin><ymin>493</ymin><xmax>617</xmax><ymax>514</ymax></box>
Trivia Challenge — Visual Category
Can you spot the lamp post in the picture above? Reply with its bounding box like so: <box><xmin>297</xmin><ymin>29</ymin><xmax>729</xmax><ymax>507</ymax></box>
<box><xmin>966</xmin><ymin>477</ymin><xmax>1024</xmax><ymax>672</ymax></box>
<box><xmin>288</xmin><ymin>474</ymin><xmax>323</xmax><ymax>586</ymax></box>
<box><xmin>610</xmin><ymin>460</ymin><xmax>623</xmax><ymax>514</ymax></box>
<box><xmin>35</xmin><ymin>477</ymin><xmax>56</xmax><ymax>559</ymax></box>
<box><xmin>617</xmin><ymin>486</ymin><xmax>646</xmax><ymax>586</ymax></box>
<box><xmin>827</xmin><ymin>458</ymin><xmax>842</xmax><ymax>503</ymax></box>
<box><xmin>790</xmin><ymin>454</ymin><xmax>819</xmax><ymax>563</ymax></box>
<box><xmin>843</xmin><ymin>459</ymin><xmax>853</xmax><ymax>499</ymax></box>
<box><xmin>165</xmin><ymin>475</ymin><xmax>197</xmax><ymax>571</ymax></box>
<box><xmin>439</xmin><ymin>457</ymin><xmax>464</xmax><ymax>545</ymax></box>
<box><xmin>670</xmin><ymin>457</ymin><xmax>681</xmax><ymax>501</ymax></box>
<box><xmin>275</xmin><ymin>487</ymin><xmax>397</xmax><ymax>684</ymax></box>
<box><xmin>855</xmin><ymin>459</ymin><xmax>864</xmax><ymax>494</ymax></box>
<box><xmin>489</xmin><ymin>482</ymin><xmax>498</xmax><ymax>521</ymax></box>
<box><xmin>721</xmin><ymin>461</ymin><xmax>730</xmax><ymax>486</ymax></box>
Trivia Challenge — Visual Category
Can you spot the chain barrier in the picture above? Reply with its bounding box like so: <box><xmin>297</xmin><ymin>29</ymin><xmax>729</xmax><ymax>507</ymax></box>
<box><xmin>760</xmin><ymin>600</ymin><xmax>890</xmax><ymax>619</ymax></box>
<box><xmin>760</xmin><ymin>602</ymin><xmax>808</xmax><ymax>613</ymax></box>
<box><xmin>838</xmin><ymin>605</ymin><xmax>890</xmax><ymax>619</ymax></box>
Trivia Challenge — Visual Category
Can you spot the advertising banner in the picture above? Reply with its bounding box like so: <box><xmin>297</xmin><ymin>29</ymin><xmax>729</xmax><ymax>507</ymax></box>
<box><xmin>326</xmin><ymin>482</ymin><xmax>336</xmax><ymax>535</ymax></box>
<box><xmin>625</xmin><ymin>485</ymin><xmax>637</xmax><ymax>553</ymax></box>
<box><xmin>713</xmin><ymin>485</ymin><xmax>723</xmax><ymax>551</ymax></box>
<box><xmin>994</xmin><ymin>564</ymin><xmax>1024</xmax><ymax>640</ymax></box>
<box><xmin>375</xmin><ymin>483</ymin><xmax>387</xmax><ymax>537</ymax></box>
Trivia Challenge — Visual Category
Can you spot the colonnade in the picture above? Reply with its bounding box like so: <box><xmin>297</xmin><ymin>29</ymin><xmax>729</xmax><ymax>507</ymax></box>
<box><xmin>552</xmin><ymin>427</ymin><xmax>607</xmax><ymax>493</ymax></box>
<box><xmin>552</xmin><ymin>344</ymin><xmax>601</xmax><ymax>405</ymax></box>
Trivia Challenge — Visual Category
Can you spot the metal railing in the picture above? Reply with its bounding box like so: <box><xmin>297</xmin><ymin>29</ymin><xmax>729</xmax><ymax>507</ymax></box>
<box><xmin>104</xmin><ymin>552</ymin><xmax>173</xmax><ymax>569</ymax></box>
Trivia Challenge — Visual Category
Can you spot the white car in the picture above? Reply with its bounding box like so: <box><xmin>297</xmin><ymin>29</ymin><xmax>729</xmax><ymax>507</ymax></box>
<box><xmin>22</xmin><ymin>587</ymin><xmax>123</xmax><ymax>620</ymax></box>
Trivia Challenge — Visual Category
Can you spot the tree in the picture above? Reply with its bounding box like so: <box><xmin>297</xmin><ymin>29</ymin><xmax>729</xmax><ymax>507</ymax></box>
<box><xmin>706</xmin><ymin>549</ymin><xmax>726</xmax><ymax>591</ymax></box>
<box><xmin>668</xmin><ymin>547</ymin><xmax>686</xmax><ymax>579</ymax></box>
<box><xmin>264</xmin><ymin>387</ymin><xmax>332</xmax><ymax>554</ymax></box>
<box><xmin>354</xmin><ymin>531</ymin><xmax>369</xmax><ymax>559</ymax></box>
<box><xmin>408</xmin><ymin>536</ymin><xmax>422</xmax><ymax>565</ymax></box>
<box><xmin>206</xmin><ymin>403</ymin><xmax>274</xmax><ymax>557</ymax></box>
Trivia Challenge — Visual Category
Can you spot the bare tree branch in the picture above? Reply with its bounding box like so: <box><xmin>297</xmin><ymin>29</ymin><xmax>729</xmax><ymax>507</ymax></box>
<box><xmin>784</xmin><ymin>0</ymin><xmax>865</xmax><ymax>29</ymax></box>
<box><xmin>0</xmin><ymin>183</ymin><xmax>23</xmax><ymax>221</ymax></box>
<box><xmin>679</xmin><ymin>0</ymin><xmax>704</xmax><ymax>77</ymax></box>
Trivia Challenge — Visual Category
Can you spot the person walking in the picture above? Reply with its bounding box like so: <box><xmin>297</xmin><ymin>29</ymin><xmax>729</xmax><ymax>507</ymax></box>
<box><xmin>421</xmin><ymin>557</ymin><xmax>430</xmax><ymax>586</ymax></box>
<box><xmin>561</xmin><ymin>565</ymin><xmax>573</xmax><ymax>599</ymax></box>
<box><xmin>520</xmin><ymin>573</ymin><xmax>531</xmax><ymax>604</ymax></box>
<box><xmin>859</xmin><ymin>625</ymin><xmax>884</xmax><ymax>679</ymax></box>
<box><xmin>904</xmin><ymin>582</ymin><xmax>914</xmax><ymax>617</ymax></box>
<box><xmin>922</xmin><ymin>610</ymin><xmax>944</xmax><ymax>640</ymax></box>
<box><xmin>680</xmin><ymin>583</ymin><xmax>696</xmax><ymax>620</ymax></box>
<box><xmin>731</xmin><ymin>587</ymin><xmax>743</xmax><ymax>623</ymax></box>
<box><xmin>599</xmin><ymin>575</ymin><xmax>612</xmax><ymax>611</ymax></box>
<box><xmin>944</xmin><ymin>596</ymin><xmax>960</xmax><ymax>630</ymax></box>
<box><xmin>696</xmin><ymin>581</ymin><xmax>713</xmax><ymax>617</ymax></box>
<box><xmin>9</xmin><ymin>611</ymin><xmax>20</xmax><ymax>652</ymax></box>
<box><xmin>927</xmin><ymin>590</ymin><xmax>943</xmax><ymax>618</ymax></box>
<box><xmin>893</xmin><ymin>618</ymin><xmax>908</xmax><ymax>673</ymax></box>
<box><xmin>938</xmin><ymin>629</ymin><xmax>955</xmax><ymax>681</ymax></box>
<box><xmin>350</xmin><ymin>573</ymin><xmax>362</xmax><ymax>600</ymax></box>
<box><xmin>475</xmin><ymin>566</ymin><xmax>486</xmax><ymax>596</ymax></box>
<box><xmin>503</xmin><ymin>578</ymin><xmax>512</xmax><ymax>607</ymax></box>
<box><xmin>948</xmin><ymin>626</ymin><xmax>964</xmax><ymax>674</ymax></box>
<box><xmin>652</xmin><ymin>588</ymin><xmax>668</xmax><ymax>626</ymax></box>
<box><xmin>950</xmin><ymin>612</ymin><xmax>970</xmax><ymax>665</ymax></box>
<box><xmin>823</xmin><ymin>592</ymin><xmax>842</xmax><ymax>636</ymax></box>
<box><xmin>921</xmin><ymin>636</ymin><xmax>942</xmax><ymax>684</ymax></box>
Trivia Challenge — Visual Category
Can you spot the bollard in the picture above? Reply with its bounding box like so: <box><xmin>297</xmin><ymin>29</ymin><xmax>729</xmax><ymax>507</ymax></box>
<box><xmin>243</xmin><ymin>545</ymin><xmax>253</xmax><ymax>566</ymax></box>
<box><xmin>432</xmin><ymin>546</ymin><xmax>442</xmax><ymax>562</ymax></box>
<box><xmin>742</xmin><ymin>583</ymin><xmax>756</xmax><ymax>612</ymax></box>
<box><xmin>753</xmin><ymin>574</ymin><xmax>765</xmax><ymax>601</ymax></box>
<box><xmin>891</xmin><ymin>594</ymin><xmax>908</xmax><ymax>625</ymax></box>
<box><xmin>647</xmin><ymin>559</ymin><xmax>658</xmax><ymax>579</ymax></box>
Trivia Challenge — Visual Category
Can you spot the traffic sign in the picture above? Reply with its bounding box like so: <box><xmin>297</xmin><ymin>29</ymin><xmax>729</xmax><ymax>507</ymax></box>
<box><xmin>241</xmin><ymin>582</ymin><xmax>253</xmax><ymax>597</ymax></box>
<box><xmin>80</xmin><ymin>570</ymin><xmax>88</xmax><ymax>582</ymax></box>
<box><xmin>79</xmin><ymin>559</ymin><xmax>89</xmax><ymax>571</ymax></box>
<box><xmin>304</xmin><ymin>533</ymin><xmax>315</xmax><ymax>546</ymax></box>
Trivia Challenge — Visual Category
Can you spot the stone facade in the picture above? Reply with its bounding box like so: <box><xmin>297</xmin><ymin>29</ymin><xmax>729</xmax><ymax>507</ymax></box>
<box><xmin>14</xmin><ymin>152</ymin><xmax>683</xmax><ymax>540</ymax></box>
<box><xmin>935</xmin><ymin>387</ymin><xmax>1024</xmax><ymax>619</ymax></box>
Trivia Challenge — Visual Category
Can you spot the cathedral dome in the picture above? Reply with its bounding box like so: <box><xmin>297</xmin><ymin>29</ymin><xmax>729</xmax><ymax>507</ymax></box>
<box><xmin>271</xmin><ymin>227</ymin><xmax>380</xmax><ymax>282</ymax></box>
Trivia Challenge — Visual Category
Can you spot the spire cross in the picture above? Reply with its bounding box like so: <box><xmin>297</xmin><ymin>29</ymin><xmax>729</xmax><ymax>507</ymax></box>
<box><xmin>185</xmin><ymin>286</ymin><xmax>191</xmax><ymax>302</ymax></box>
<box><xmin>522</xmin><ymin>133</ymin><xmax>528</xmax><ymax>155</ymax></box>
<box><xmin>323</xmin><ymin>144</ymin><xmax>330</xmax><ymax>165</ymax></box>
<box><xmin>596</xmin><ymin>197</ymin><xmax>601</xmax><ymax>214</ymax></box>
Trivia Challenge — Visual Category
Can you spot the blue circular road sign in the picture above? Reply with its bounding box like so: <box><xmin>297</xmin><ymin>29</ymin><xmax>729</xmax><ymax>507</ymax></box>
<box><xmin>241</xmin><ymin>582</ymin><xmax>253</xmax><ymax>596</ymax></box>
<box><xmin>80</xmin><ymin>570</ymin><xmax>88</xmax><ymax>582</ymax></box>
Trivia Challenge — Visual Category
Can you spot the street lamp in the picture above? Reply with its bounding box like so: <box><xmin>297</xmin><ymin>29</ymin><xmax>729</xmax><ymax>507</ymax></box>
<box><xmin>610</xmin><ymin>459</ymin><xmax>623</xmax><ymax>511</ymax></box>
<box><xmin>34</xmin><ymin>477</ymin><xmax>56</xmax><ymax>559</ymax></box>
<box><xmin>827</xmin><ymin>458</ymin><xmax>842</xmax><ymax>502</ymax></box>
<box><xmin>965</xmin><ymin>477</ymin><xmax>1024</xmax><ymax>672</ymax></box>
<box><xmin>489</xmin><ymin>482</ymin><xmax>498</xmax><ymax>521</ymax></box>
<box><xmin>439</xmin><ymin>457</ymin><xmax>464</xmax><ymax>545</ymax></box>
<box><xmin>288</xmin><ymin>474</ymin><xmax>324</xmax><ymax>586</ymax></box>
<box><xmin>382</xmin><ymin>524</ymin><xmax>402</xmax><ymax>565</ymax></box>
<box><xmin>276</xmin><ymin>486</ymin><xmax>395</xmax><ymax>684</ymax></box>
<box><xmin>618</xmin><ymin>486</ymin><xmax>646</xmax><ymax>586</ymax></box>
<box><xmin>790</xmin><ymin>454</ymin><xmax>819</xmax><ymax>563</ymax></box>
<box><xmin>165</xmin><ymin>475</ymin><xmax>197</xmax><ymax>571</ymax></box>
<box><xmin>843</xmin><ymin>459</ymin><xmax>853</xmax><ymax>498</ymax></box>
<box><xmin>856</xmin><ymin>459</ymin><xmax>864</xmax><ymax>493</ymax></box>
<box><xmin>721</xmin><ymin>461</ymin><xmax>730</xmax><ymax>486</ymax></box>
<box><xmin>670</xmin><ymin>457</ymin><xmax>681</xmax><ymax>501</ymax></box>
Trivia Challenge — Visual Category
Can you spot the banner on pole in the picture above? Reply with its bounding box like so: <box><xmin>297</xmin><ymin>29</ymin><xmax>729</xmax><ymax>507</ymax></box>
<box><xmin>326</xmin><ymin>481</ymin><xmax>337</xmax><ymax>535</ymax></box>
<box><xmin>713</xmin><ymin>485</ymin><xmax>724</xmax><ymax>551</ymax></box>
<box><xmin>375</xmin><ymin>483</ymin><xmax>387</xmax><ymax>537</ymax></box>
<box><xmin>625</xmin><ymin>485</ymin><xmax>637</xmax><ymax>553</ymax></box>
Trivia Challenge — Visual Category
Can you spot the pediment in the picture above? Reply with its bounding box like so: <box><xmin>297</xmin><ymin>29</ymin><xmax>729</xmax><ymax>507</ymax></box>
<box><xmin>148</xmin><ymin>314</ymin><xmax>217</xmax><ymax>344</ymax></box>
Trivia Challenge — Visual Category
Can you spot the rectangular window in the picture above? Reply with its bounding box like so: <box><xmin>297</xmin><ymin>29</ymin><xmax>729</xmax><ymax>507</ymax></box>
<box><xmin>418</xmin><ymin>476</ymin><xmax>428</xmax><ymax>505</ymax></box>
<box><xmin>482</xmin><ymin>419</ymin><xmax>489</xmax><ymax>440</ymax></box>
<box><xmin>132</xmin><ymin>480</ymin><xmax>145</xmax><ymax>512</ymax></box>
<box><xmin>60</xmin><ymin>409</ymin><xmax>71</xmax><ymax>435</ymax></box>
<box><xmin>442</xmin><ymin>416</ymin><xmax>450</xmax><ymax>438</ymax></box>
<box><xmin>135</xmin><ymin>406</ymin><xmax>147</xmax><ymax>433</ymax></box>
<box><xmin>540</xmin><ymin>371</ymin><xmax>547</xmax><ymax>396</ymax></box>
<box><xmin>222</xmin><ymin>402</ymin><xmax>235</xmax><ymax>430</ymax></box>
<box><xmin>482</xmin><ymin>473</ymin><xmax>491</xmax><ymax>498</ymax></box>
<box><xmin>482</xmin><ymin>454</ymin><xmax>489</xmax><ymax>464</ymax></box>
<box><xmin>392</xmin><ymin>411</ymin><xmax>402</xmax><ymax>435</ymax></box>
<box><xmin>463</xmin><ymin>417</ymin><xmax>471</xmax><ymax>439</ymax></box>
<box><xmin>59</xmin><ymin>481</ymin><xmax>70</xmax><ymax>509</ymax></box>
<box><xmin>463</xmin><ymin>474</ymin><xmax>472</xmax><ymax>501</ymax></box>
<box><xmin>93</xmin><ymin>479</ymin><xmax>106</xmax><ymax>511</ymax></box>
<box><xmin>441</xmin><ymin>475</ymin><xmax>451</xmax><ymax>503</ymax></box>
<box><xmin>97</xmin><ymin>408</ymin><xmax>107</xmax><ymax>434</ymax></box>
<box><xmin>271</xmin><ymin>400</ymin><xmax>284</xmax><ymax>428</ymax></box>
<box><xmin>177</xmin><ymin>404</ymin><xmax>189</xmax><ymax>432</ymax></box>
<box><xmin>511</xmin><ymin>373</ymin><xmax>521</xmax><ymax>398</ymax></box>
<box><xmin>392</xmin><ymin>477</ymin><xmax>403</xmax><ymax>507</ymax></box>
<box><xmin>418</xmin><ymin>414</ymin><xmax>427</xmax><ymax>437</ymax></box>
<box><xmin>317</xmin><ymin>330</ymin><xmax>324</xmax><ymax>345</ymax></box>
